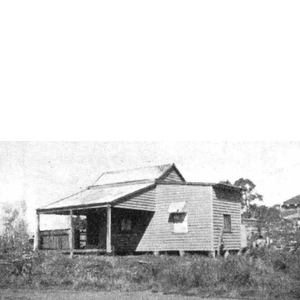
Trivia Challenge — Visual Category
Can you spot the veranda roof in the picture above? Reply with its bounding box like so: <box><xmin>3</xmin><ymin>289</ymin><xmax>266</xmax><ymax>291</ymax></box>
<box><xmin>38</xmin><ymin>181</ymin><xmax>155</xmax><ymax>213</ymax></box>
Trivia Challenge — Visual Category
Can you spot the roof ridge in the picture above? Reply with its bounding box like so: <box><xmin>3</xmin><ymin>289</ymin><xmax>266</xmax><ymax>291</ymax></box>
<box><xmin>102</xmin><ymin>163</ymin><xmax>173</xmax><ymax>175</ymax></box>
<box><xmin>92</xmin><ymin>163</ymin><xmax>175</xmax><ymax>185</ymax></box>
<box><xmin>88</xmin><ymin>179</ymin><xmax>156</xmax><ymax>188</ymax></box>
<box><xmin>91</xmin><ymin>173</ymin><xmax>104</xmax><ymax>186</ymax></box>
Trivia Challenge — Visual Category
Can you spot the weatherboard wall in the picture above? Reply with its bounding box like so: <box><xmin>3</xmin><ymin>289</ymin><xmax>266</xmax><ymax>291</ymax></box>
<box><xmin>160</xmin><ymin>169</ymin><xmax>184</xmax><ymax>182</ymax></box>
<box><xmin>136</xmin><ymin>184</ymin><xmax>214</xmax><ymax>252</ymax></box>
<box><xmin>212</xmin><ymin>187</ymin><xmax>242</xmax><ymax>250</ymax></box>
<box><xmin>114</xmin><ymin>187</ymin><xmax>156</xmax><ymax>211</ymax></box>
<box><xmin>112</xmin><ymin>168</ymin><xmax>183</xmax><ymax>211</ymax></box>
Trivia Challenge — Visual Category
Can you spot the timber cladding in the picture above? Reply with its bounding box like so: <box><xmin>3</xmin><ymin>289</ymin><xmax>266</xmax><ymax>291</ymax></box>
<box><xmin>136</xmin><ymin>184</ymin><xmax>214</xmax><ymax>252</ymax></box>
<box><xmin>159</xmin><ymin>169</ymin><xmax>185</xmax><ymax>182</ymax></box>
<box><xmin>40</xmin><ymin>229</ymin><xmax>69</xmax><ymax>250</ymax></box>
<box><xmin>111</xmin><ymin>208</ymin><xmax>154</xmax><ymax>253</ymax></box>
<box><xmin>35</xmin><ymin>164</ymin><xmax>243</xmax><ymax>254</ymax></box>
<box><xmin>212</xmin><ymin>187</ymin><xmax>242</xmax><ymax>251</ymax></box>
<box><xmin>114</xmin><ymin>186</ymin><xmax>156</xmax><ymax>211</ymax></box>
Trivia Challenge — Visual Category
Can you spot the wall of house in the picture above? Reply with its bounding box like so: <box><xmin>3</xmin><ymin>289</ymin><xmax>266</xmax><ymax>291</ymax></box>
<box><xmin>136</xmin><ymin>184</ymin><xmax>214</xmax><ymax>252</ymax></box>
<box><xmin>114</xmin><ymin>186</ymin><xmax>156</xmax><ymax>211</ymax></box>
<box><xmin>212</xmin><ymin>187</ymin><xmax>242</xmax><ymax>251</ymax></box>
<box><xmin>160</xmin><ymin>169</ymin><xmax>184</xmax><ymax>182</ymax></box>
<box><xmin>113</xmin><ymin>168</ymin><xmax>184</xmax><ymax>212</ymax></box>
<box><xmin>111</xmin><ymin>208</ymin><xmax>154</xmax><ymax>253</ymax></box>
<box><xmin>85</xmin><ymin>207</ymin><xmax>153</xmax><ymax>253</ymax></box>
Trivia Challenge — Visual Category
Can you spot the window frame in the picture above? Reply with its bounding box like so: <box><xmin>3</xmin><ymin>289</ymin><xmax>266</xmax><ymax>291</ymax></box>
<box><xmin>169</xmin><ymin>212</ymin><xmax>188</xmax><ymax>234</ymax></box>
<box><xmin>120</xmin><ymin>218</ymin><xmax>133</xmax><ymax>233</ymax></box>
<box><xmin>223</xmin><ymin>214</ymin><xmax>232</xmax><ymax>233</ymax></box>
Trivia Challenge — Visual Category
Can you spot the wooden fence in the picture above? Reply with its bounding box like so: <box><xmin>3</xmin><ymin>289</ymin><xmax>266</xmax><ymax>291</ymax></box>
<box><xmin>40</xmin><ymin>229</ymin><xmax>69</xmax><ymax>250</ymax></box>
<box><xmin>40</xmin><ymin>229</ymin><xmax>85</xmax><ymax>250</ymax></box>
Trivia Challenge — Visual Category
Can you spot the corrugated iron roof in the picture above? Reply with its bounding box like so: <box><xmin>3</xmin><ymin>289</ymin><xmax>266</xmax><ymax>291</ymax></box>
<box><xmin>283</xmin><ymin>194</ymin><xmax>300</xmax><ymax>206</ymax></box>
<box><xmin>38</xmin><ymin>163</ymin><xmax>241</xmax><ymax>213</ymax></box>
<box><xmin>38</xmin><ymin>181</ymin><xmax>155</xmax><ymax>211</ymax></box>
<box><xmin>92</xmin><ymin>164</ymin><xmax>174</xmax><ymax>185</ymax></box>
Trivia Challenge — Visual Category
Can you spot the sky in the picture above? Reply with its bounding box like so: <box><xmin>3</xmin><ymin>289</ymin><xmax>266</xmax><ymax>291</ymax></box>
<box><xmin>1</xmin><ymin>141</ymin><xmax>300</xmax><ymax>233</ymax></box>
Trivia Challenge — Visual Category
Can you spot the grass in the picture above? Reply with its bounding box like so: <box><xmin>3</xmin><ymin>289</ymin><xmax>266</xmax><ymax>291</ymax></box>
<box><xmin>1</xmin><ymin>249</ymin><xmax>300</xmax><ymax>299</ymax></box>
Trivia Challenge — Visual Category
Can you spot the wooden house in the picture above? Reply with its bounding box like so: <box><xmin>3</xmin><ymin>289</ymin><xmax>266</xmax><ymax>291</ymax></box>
<box><xmin>35</xmin><ymin>163</ymin><xmax>243</xmax><ymax>256</ymax></box>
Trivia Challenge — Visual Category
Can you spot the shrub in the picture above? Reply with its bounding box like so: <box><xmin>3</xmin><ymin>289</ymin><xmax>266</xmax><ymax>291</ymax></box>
<box><xmin>1</xmin><ymin>249</ymin><xmax>300</xmax><ymax>298</ymax></box>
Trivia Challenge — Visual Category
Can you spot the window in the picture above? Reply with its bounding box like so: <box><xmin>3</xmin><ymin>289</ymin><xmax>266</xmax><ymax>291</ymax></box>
<box><xmin>223</xmin><ymin>214</ymin><xmax>232</xmax><ymax>232</ymax></box>
<box><xmin>168</xmin><ymin>202</ymin><xmax>188</xmax><ymax>233</ymax></box>
<box><xmin>121</xmin><ymin>218</ymin><xmax>132</xmax><ymax>232</ymax></box>
<box><xmin>169</xmin><ymin>213</ymin><xmax>188</xmax><ymax>233</ymax></box>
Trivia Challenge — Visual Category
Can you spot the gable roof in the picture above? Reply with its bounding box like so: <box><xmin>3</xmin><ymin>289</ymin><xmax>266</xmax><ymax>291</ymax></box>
<box><xmin>283</xmin><ymin>194</ymin><xmax>300</xmax><ymax>207</ymax></box>
<box><xmin>38</xmin><ymin>163</ymin><xmax>184</xmax><ymax>213</ymax></box>
<box><xmin>92</xmin><ymin>163</ymin><xmax>185</xmax><ymax>186</ymax></box>
<box><xmin>37</xmin><ymin>163</ymin><xmax>242</xmax><ymax>213</ymax></box>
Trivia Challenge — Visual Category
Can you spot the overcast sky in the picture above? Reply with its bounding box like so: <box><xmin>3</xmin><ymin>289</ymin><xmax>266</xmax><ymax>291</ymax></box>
<box><xmin>1</xmin><ymin>141</ymin><xmax>300</xmax><ymax>232</ymax></box>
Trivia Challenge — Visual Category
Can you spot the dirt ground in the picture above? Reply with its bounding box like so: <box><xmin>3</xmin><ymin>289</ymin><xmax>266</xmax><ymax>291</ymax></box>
<box><xmin>0</xmin><ymin>289</ymin><xmax>243</xmax><ymax>300</ymax></box>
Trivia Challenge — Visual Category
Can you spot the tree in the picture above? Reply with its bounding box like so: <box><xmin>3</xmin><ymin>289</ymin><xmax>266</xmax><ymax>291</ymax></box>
<box><xmin>251</xmin><ymin>204</ymin><xmax>300</xmax><ymax>248</ymax></box>
<box><xmin>251</xmin><ymin>204</ymin><xmax>280</xmax><ymax>223</ymax></box>
<box><xmin>0</xmin><ymin>200</ymin><xmax>30</xmax><ymax>254</ymax></box>
<box><xmin>233</xmin><ymin>178</ymin><xmax>263</xmax><ymax>218</ymax></box>
<box><xmin>220</xmin><ymin>178</ymin><xmax>263</xmax><ymax>218</ymax></box>
<box><xmin>250</xmin><ymin>204</ymin><xmax>281</xmax><ymax>232</ymax></box>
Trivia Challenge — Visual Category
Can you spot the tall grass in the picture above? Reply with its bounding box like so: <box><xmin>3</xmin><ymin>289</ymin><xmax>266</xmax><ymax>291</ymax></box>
<box><xmin>1</xmin><ymin>249</ymin><xmax>300</xmax><ymax>299</ymax></box>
